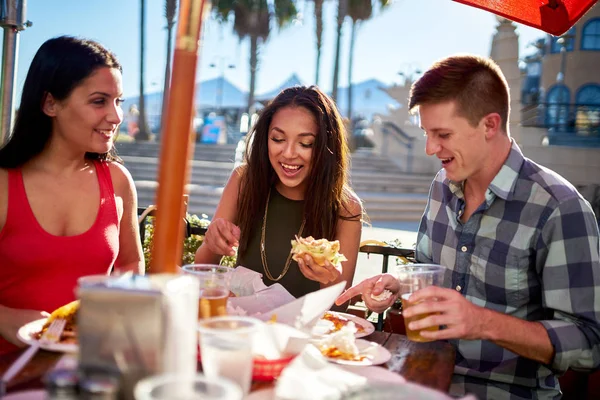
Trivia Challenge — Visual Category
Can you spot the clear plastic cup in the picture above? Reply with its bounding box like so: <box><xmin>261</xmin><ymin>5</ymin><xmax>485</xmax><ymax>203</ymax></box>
<box><xmin>181</xmin><ymin>264</ymin><xmax>234</xmax><ymax>319</ymax></box>
<box><xmin>197</xmin><ymin>316</ymin><xmax>261</xmax><ymax>395</ymax></box>
<box><xmin>134</xmin><ymin>373</ymin><xmax>242</xmax><ymax>400</ymax></box>
<box><xmin>397</xmin><ymin>264</ymin><xmax>445</xmax><ymax>342</ymax></box>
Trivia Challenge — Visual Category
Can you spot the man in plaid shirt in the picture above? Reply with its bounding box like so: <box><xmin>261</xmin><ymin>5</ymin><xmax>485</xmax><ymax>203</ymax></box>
<box><xmin>337</xmin><ymin>55</ymin><xmax>600</xmax><ymax>399</ymax></box>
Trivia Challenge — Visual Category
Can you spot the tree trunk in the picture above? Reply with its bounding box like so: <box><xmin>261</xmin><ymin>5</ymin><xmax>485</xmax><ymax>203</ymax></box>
<box><xmin>247</xmin><ymin>35</ymin><xmax>259</xmax><ymax>131</ymax></box>
<box><xmin>332</xmin><ymin>0</ymin><xmax>346</xmax><ymax>102</ymax></box>
<box><xmin>137</xmin><ymin>0</ymin><xmax>151</xmax><ymax>141</ymax></box>
<box><xmin>347</xmin><ymin>20</ymin><xmax>357</xmax><ymax>122</ymax></box>
<box><xmin>314</xmin><ymin>0</ymin><xmax>323</xmax><ymax>86</ymax></box>
<box><xmin>160</xmin><ymin>24</ymin><xmax>174</xmax><ymax>137</ymax></box>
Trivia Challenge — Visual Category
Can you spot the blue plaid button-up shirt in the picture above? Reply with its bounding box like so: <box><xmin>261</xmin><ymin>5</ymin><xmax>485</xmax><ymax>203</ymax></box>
<box><xmin>416</xmin><ymin>140</ymin><xmax>600</xmax><ymax>400</ymax></box>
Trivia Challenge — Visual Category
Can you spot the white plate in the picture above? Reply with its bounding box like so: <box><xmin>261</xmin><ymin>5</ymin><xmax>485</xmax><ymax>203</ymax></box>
<box><xmin>16</xmin><ymin>318</ymin><xmax>78</xmax><ymax>353</ymax></box>
<box><xmin>313</xmin><ymin>311</ymin><xmax>375</xmax><ymax>339</ymax></box>
<box><xmin>324</xmin><ymin>339</ymin><xmax>391</xmax><ymax>366</ymax></box>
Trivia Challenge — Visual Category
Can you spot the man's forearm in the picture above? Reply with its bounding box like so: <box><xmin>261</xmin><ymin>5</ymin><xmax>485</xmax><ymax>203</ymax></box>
<box><xmin>480</xmin><ymin>307</ymin><xmax>554</xmax><ymax>365</ymax></box>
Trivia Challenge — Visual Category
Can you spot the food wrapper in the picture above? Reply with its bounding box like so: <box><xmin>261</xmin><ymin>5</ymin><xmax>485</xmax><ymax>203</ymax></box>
<box><xmin>227</xmin><ymin>267</ymin><xmax>296</xmax><ymax>316</ymax></box>
<box><xmin>252</xmin><ymin>322</ymin><xmax>310</xmax><ymax>360</ymax></box>
<box><xmin>227</xmin><ymin>268</ymin><xmax>347</xmax><ymax>334</ymax></box>
<box><xmin>256</xmin><ymin>281</ymin><xmax>346</xmax><ymax>331</ymax></box>
<box><xmin>229</xmin><ymin>266</ymin><xmax>269</xmax><ymax>297</ymax></box>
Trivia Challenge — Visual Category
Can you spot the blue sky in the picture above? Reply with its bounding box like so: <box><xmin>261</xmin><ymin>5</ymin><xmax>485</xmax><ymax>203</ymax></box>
<box><xmin>8</xmin><ymin>0</ymin><xmax>546</xmax><ymax>98</ymax></box>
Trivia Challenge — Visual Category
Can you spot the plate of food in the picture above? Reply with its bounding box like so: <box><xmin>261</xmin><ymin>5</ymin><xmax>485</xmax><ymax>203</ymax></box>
<box><xmin>315</xmin><ymin>330</ymin><xmax>391</xmax><ymax>366</ymax></box>
<box><xmin>312</xmin><ymin>311</ymin><xmax>375</xmax><ymax>339</ymax></box>
<box><xmin>17</xmin><ymin>300</ymin><xmax>79</xmax><ymax>353</ymax></box>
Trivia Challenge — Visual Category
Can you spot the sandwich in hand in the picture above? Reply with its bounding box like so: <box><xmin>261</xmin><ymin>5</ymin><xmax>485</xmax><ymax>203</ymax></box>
<box><xmin>290</xmin><ymin>235</ymin><xmax>348</xmax><ymax>268</ymax></box>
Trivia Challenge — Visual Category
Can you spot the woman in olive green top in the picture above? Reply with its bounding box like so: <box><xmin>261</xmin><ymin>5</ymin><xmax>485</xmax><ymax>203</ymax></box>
<box><xmin>194</xmin><ymin>86</ymin><xmax>363</xmax><ymax>299</ymax></box>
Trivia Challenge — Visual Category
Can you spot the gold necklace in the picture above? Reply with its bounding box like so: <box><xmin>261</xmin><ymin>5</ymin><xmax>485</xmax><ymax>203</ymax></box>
<box><xmin>260</xmin><ymin>189</ymin><xmax>306</xmax><ymax>281</ymax></box>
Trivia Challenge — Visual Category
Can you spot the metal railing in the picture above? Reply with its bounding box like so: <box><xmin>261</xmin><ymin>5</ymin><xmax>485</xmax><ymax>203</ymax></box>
<box><xmin>381</xmin><ymin>121</ymin><xmax>416</xmax><ymax>173</ymax></box>
<box><xmin>522</xmin><ymin>102</ymin><xmax>600</xmax><ymax>133</ymax></box>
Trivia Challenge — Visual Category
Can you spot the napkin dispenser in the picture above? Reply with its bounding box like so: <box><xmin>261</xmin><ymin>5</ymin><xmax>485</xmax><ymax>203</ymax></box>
<box><xmin>77</xmin><ymin>274</ymin><xmax>199</xmax><ymax>399</ymax></box>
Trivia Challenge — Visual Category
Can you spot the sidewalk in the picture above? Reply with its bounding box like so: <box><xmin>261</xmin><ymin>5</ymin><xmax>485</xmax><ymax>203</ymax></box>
<box><xmin>354</xmin><ymin>221</ymin><xmax>419</xmax><ymax>285</ymax></box>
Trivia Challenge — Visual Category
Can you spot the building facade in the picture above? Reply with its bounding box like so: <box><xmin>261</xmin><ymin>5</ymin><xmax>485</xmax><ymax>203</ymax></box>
<box><xmin>522</xmin><ymin>4</ymin><xmax>600</xmax><ymax>146</ymax></box>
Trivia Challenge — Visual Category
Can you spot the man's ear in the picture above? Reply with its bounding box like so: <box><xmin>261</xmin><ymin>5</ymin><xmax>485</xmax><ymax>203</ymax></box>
<box><xmin>483</xmin><ymin>113</ymin><xmax>502</xmax><ymax>139</ymax></box>
<box><xmin>42</xmin><ymin>92</ymin><xmax>58</xmax><ymax>117</ymax></box>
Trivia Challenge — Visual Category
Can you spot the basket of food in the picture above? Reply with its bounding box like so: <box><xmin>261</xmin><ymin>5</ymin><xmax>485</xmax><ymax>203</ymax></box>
<box><xmin>252</xmin><ymin>353</ymin><xmax>297</xmax><ymax>381</ymax></box>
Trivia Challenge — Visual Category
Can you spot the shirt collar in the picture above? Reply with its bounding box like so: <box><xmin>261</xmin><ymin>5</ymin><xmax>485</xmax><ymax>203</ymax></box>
<box><xmin>447</xmin><ymin>139</ymin><xmax>524</xmax><ymax>201</ymax></box>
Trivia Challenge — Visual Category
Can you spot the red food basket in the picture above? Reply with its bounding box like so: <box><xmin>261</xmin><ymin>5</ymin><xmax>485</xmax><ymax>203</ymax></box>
<box><xmin>197</xmin><ymin>345</ymin><xmax>297</xmax><ymax>382</ymax></box>
<box><xmin>252</xmin><ymin>354</ymin><xmax>297</xmax><ymax>382</ymax></box>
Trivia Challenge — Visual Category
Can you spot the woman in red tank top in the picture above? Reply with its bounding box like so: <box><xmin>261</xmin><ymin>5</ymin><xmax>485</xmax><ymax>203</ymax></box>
<box><xmin>0</xmin><ymin>36</ymin><xmax>145</xmax><ymax>355</ymax></box>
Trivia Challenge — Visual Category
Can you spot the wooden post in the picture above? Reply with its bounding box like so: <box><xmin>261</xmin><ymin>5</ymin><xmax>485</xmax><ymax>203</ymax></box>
<box><xmin>150</xmin><ymin>0</ymin><xmax>209</xmax><ymax>273</ymax></box>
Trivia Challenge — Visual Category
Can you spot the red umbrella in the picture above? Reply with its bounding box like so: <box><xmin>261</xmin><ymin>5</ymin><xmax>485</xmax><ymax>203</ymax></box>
<box><xmin>453</xmin><ymin>0</ymin><xmax>598</xmax><ymax>36</ymax></box>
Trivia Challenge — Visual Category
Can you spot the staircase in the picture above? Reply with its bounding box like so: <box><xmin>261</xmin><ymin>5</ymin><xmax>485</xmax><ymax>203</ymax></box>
<box><xmin>116</xmin><ymin>142</ymin><xmax>433</xmax><ymax>222</ymax></box>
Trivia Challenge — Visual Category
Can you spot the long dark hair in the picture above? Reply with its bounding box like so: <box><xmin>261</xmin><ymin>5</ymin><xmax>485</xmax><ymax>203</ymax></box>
<box><xmin>237</xmin><ymin>85</ymin><xmax>360</xmax><ymax>257</ymax></box>
<box><xmin>0</xmin><ymin>36</ymin><xmax>123</xmax><ymax>168</ymax></box>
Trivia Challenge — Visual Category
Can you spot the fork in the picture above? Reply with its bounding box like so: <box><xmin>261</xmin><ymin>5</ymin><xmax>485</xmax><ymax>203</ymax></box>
<box><xmin>0</xmin><ymin>318</ymin><xmax>66</xmax><ymax>395</ymax></box>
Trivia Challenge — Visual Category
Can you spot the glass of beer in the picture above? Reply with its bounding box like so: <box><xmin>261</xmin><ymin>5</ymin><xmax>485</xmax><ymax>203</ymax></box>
<box><xmin>181</xmin><ymin>264</ymin><xmax>234</xmax><ymax>319</ymax></box>
<box><xmin>397</xmin><ymin>264</ymin><xmax>445</xmax><ymax>342</ymax></box>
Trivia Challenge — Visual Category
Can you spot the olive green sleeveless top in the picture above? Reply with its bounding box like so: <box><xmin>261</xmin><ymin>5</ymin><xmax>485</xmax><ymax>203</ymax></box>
<box><xmin>236</xmin><ymin>188</ymin><xmax>320</xmax><ymax>298</ymax></box>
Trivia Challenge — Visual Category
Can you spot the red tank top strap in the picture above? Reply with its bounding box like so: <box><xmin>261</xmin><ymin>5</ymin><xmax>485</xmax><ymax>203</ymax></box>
<box><xmin>92</xmin><ymin>159</ymin><xmax>119</xmax><ymax>230</ymax></box>
<box><xmin>5</xmin><ymin>167</ymin><xmax>36</xmax><ymax>229</ymax></box>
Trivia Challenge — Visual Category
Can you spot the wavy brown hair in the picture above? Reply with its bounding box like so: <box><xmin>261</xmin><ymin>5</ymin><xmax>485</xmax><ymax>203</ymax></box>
<box><xmin>236</xmin><ymin>85</ymin><xmax>361</xmax><ymax>257</ymax></box>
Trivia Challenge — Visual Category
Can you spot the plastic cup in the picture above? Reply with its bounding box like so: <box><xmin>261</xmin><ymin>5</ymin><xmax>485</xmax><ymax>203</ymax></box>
<box><xmin>134</xmin><ymin>373</ymin><xmax>242</xmax><ymax>400</ymax></box>
<box><xmin>397</xmin><ymin>264</ymin><xmax>445</xmax><ymax>342</ymax></box>
<box><xmin>181</xmin><ymin>264</ymin><xmax>234</xmax><ymax>319</ymax></box>
<box><xmin>197</xmin><ymin>316</ymin><xmax>261</xmax><ymax>395</ymax></box>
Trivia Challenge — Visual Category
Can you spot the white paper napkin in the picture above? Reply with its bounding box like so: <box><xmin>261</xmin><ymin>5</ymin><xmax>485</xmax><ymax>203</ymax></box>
<box><xmin>275</xmin><ymin>345</ymin><xmax>367</xmax><ymax>400</ymax></box>
<box><xmin>256</xmin><ymin>281</ymin><xmax>347</xmax><ymax>331</ymax></box>
<box><xmin>275</xmin><ymin>345</ymin><xmax>477</xmax><ymax>400</ymax></box>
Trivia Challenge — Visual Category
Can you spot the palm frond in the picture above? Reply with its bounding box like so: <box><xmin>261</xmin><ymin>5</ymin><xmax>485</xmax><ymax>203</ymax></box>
<box><xmin>165</xmin><ymin>0</ymin><xmax>177</xmax><ymax>24</ymax></box>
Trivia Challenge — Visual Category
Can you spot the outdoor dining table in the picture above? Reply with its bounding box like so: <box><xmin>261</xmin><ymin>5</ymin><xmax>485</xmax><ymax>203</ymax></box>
<box><xmin>1</xmin><ymin>331</ymin><xmax>456</xmax><ymax>396</ymax></box>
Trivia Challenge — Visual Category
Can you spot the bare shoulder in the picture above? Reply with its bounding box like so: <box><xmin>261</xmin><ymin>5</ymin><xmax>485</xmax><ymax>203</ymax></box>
<box><xmin>225</xmin><ymin>165</ymin><xmax>245</xmax><ymax>192</ymax></box>
<box><xmin>231</xmin><ymin>164</ymin><xmax>246</xmax><ymax>182</ymax></box>
<box><xmin>340</xmin><ymin>188</ymin><xmax>363</xmax><ymax>219</ymax></box>
<box><xmin>106</xmin><ymin>161</ymin><xmax>135</xmax><ymax>195</ymax></box>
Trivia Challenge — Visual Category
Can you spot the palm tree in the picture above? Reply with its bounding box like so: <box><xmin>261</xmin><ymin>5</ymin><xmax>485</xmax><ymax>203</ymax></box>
<box><xmin>212</xmin><ymin>0</ymin><xmax>298</xmax><ymax>123</ymax></box>
<box><xmin>346</xmin><ymin>0</ymin><xmax>389</xmax><ymax>121</ymax></box>
<box><xmin>313</xmin><ymin>0</ymin><xmax>324</xmax><ymax>85</ymax></box>
<box><xmin>331</xmin><ymin>0</ymin><xmax>347</xmax><ymax>103</ymax></box>
<box><xmin>160</xmin><ymin>0</ymin><xmax>178</xmax><ymax>135</ymax></box>
<box><xmin>137</xmin><ymin>0</ymin><xmax>151</xmax><ymax>141</ymax></box>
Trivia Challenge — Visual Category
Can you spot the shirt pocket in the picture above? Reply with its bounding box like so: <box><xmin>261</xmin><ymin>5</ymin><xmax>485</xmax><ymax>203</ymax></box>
<box><xmin>469</xmin><ymin>245</ymin><xmax>533</xmax><ymax>308</ymax></box>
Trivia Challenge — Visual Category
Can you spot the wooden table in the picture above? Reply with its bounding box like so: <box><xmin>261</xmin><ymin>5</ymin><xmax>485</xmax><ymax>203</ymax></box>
<box><xmin>1</xmin><ymin>332</ymin><xmax>456</xmax><ymax>395</ymax></box>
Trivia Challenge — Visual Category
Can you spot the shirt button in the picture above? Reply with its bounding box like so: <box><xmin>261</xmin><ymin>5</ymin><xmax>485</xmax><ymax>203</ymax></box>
<box><xmin>456</xmin><ymin>285</ymin><xmax>462</xmax><ymax>291</ymax></box>
<box><xmin>461</xmin><ymin>246</ymin><xmax>467</xmax><ymax>252</ymax></box>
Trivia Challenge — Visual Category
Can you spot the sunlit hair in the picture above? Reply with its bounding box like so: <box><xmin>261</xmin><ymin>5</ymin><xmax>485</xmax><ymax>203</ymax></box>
<box><xmin>236</xmin><ymin>85</ymin><xmax>361</xmax><ymax>257</ymax></box>
<box><xmin>408</xmin><ymin>54</ymin><xmax>510</xmax><ymax>132</ymax></box>
<box><xmin>0</xmin><ymin>36</ymin><xmax>123</xmax><ymax>168</ymax></box>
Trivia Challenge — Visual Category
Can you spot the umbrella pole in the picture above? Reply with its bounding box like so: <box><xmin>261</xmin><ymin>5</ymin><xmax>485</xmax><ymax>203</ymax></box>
<box><xmin>150</xmin><ymin>0</ymin><xmax>209</xmax><ymax>273</ymax></box>
<box><xmin>0</xmin><ymin>0</ymin><xmax>31</xmax><ymax>147</ymax></box>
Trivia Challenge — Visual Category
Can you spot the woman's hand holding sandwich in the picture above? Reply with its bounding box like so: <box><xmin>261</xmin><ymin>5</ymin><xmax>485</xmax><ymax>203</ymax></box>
<box><xmin>296</xmin><ymin>254</ymin><xmax>341</xmax><ymax>284</ymax></box>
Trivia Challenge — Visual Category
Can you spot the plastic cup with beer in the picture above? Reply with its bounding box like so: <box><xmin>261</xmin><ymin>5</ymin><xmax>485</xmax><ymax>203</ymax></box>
<box><xmin>397</xmin><ymin>264</ymin><xmax>445</xmax><ymax>342</ymax></box>
<box><xmin>197</xmin><ymin>316</ymin><xmax>261</xmax><ymax>396</ymax></box>
<box><xmin>180</xmin><ymin>264</ymin><xmax>234</xmax><ymax>319</ymax></box>
<box><xmin>134</xmin><ymin>373</ymin><xmax>243</xmax><ymax>400</ymax></box>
